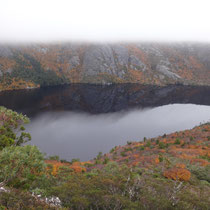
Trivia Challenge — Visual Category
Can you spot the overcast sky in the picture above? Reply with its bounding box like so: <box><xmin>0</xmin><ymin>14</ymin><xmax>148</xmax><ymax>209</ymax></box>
<box><xmin>0</xmin><ymin>0</ymin><xmax>210</xmax><ymax>43</ymax></box>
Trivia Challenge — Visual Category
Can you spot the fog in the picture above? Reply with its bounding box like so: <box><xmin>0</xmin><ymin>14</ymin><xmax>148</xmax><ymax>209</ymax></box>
<box><xmin>1</xmin><ymin>0</ymin><xmax>210</xmax><ymax>43</ymax></box>
<box><xmin>26</xmin><ymin>104</ymin><xmax>210</xmax><ymax>161</ymax></box>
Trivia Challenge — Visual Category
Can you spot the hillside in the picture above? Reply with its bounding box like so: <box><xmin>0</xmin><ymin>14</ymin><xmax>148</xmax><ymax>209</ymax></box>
<box><xmin>43</xmin><ymin>123</ymin><xmax>210</xmax><ymax>209</ymax></box>
<box><xmin>0</xmin><ymin>42</ymin><xmax>210</xmax><ymax>91</ymax></box>
<box><xmin>0</xmin><ymin>106</ymin><xmax>209</xmax><ymax>209</ymax></box>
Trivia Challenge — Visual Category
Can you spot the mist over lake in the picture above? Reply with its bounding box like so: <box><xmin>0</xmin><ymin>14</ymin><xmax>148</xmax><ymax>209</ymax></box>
<box><xmin>26</xmin><ymin>104</ymin><xmax>210</xmax><ymax>161</ymax></box>
<box><xmin>0</xmin><ymin>84</ymin><xmax>210</xmax><ymax>161</ymax></box>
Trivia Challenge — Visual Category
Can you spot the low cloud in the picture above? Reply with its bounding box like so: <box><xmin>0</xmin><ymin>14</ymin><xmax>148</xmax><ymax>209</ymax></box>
<box><xmin>26</xmin><ymin>104</ymin><xmax>210</xmax><ymax>161</ymax></box>
<box><xmin>0</xmin><ymin>0</ymin><xmax>210</xmax><ymax>43</ymax></box>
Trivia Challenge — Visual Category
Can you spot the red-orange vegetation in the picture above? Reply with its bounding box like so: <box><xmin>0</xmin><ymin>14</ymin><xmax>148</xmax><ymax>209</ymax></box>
<box><xmin>169</xmin><ymin>148</ymin><xmax>208</xmax><ymax>157</ymax></box>
<box><xmin>0</xmin><ymin>57</ymin><xmax>15</xmax><ymax>70</ymax></box>
<box><xmin>126</xmin><ymin>45</ymin><xmax>148</xmax><ymax>64</ymax></box>
<box><xmin>45</xmin><ymin>160</ymin><xmax>86</xmax><ymax>175</ymax></box>
<box><xmin>128</xmin><ymin>70</ymin><xmax>143</xmax><ymax>82</ymax></box>
<box><xmin>70</xmin><ymin>162</ymin><xmax>86</xmax><ymax>173</ymax></box>
<box><xmin>0</xmin><ymin>78</ymin><xmax>39</xmax><ymax>91</ymax></box>
<box><xmin>132</xmin><ymin>154</ymin><xmax>139</xmax><ymax>159</ymax></box>
<box><xmin>139</xmin><ymin>156</ymin><xmax>160</xmax><ymax>166</ymax></box>
<box><xmin>175</xmin><ymin>163</ymin><xmax>186</xmax><ymax>169</ymax></box>
<box><xmin>190</xmin><ymin>159</ymin><xmax>210</xmax><ymax>166</ymax></box>
<box><xmin>80</xmin><ymin>161</ymin><xmax>92</xmax><ymax>166</ymax></box>
<box><xmin>158</xmin><ymin>149</ymin><xmax>166</xmax><ymax>153</ymax></box>
<box><xmin>133</xmin><ymin>143</ymin><xmax>144</xmax><ymax>148</ymax></box>
<box><xmin>45</xmin><ymin>160</ymin><xmax>68</xmax><ymax>176</ymax></box>
<box><xmin>170</xmin><ymin>145</ymin><xmax>177</xmax><ymax>150</ymax></box>
<box><xmin>176</xmin><ymin>154</ymin><xmax>197</xmax><ymax>160</ymax></box>
<box><xmin>162</xmin><ymin>138</ymin><xmax>167</xmax><ymax>143</ymax></box>
<box><xmin>154</xmin><ymin>158</ymin><xmax>160</xmax><ymax>164</ymax></box>
<box><xmin>68</xmin><ymin>69</ymin><xmax>82</xmax><ymax>83</ymax></box>
<box><xmin>163</xmin><ymin>167</ymin><xmax>191</xmax><ymax>181</ymax></box>
<box><xmin>188</xmin><ymin>56</ymin><xmax>204</xmax><ymax>70</ymax></box>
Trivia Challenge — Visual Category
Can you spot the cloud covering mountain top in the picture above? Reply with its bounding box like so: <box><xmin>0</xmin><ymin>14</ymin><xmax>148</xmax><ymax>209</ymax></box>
<box><xmin>0</xmin><ymin>0</ymin><xmax>210</xmax><ymax>43</ymax></box>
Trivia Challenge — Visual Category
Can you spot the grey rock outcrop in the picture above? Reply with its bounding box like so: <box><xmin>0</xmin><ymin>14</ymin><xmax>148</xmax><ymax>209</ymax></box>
<box><xmin>0</xmin><ymin>45</ymin><xmax>13</xmax><ymax>57</ymax></box>
<box><xmin>0</xmin><ymin>42</ymin><xmax>210</xmax><ymax>87</ymax></box>
<box><xmin>112</xmin><ymin>45</ymin><xmax>129</xmax><ymax>77</ymax></box>
<box><xmin>83</xmin><ymin>45</ymin><xmax>117</xmax><ymax>77</ymax></box>
<box><xmin>68</xmin><ymin>55</ymin><xmax>80</xmax><ymax>70</ymax></box>
<box><xmin>129</xmin><ymin>55</ymin><xmax>146</xmax><ymax>71</ymax></box>
<box><xmin>156</xmin><ymin>64</ymin><xmax>181</xmax><ymax>80</ymax></box>
<box><xmin>83</xmin><ymin>44</ymin><xmax>147</xmax><ymax>79</ymax></box>
<box><xmin>156</xmin><ymin>60</ymin><xmax>181</xmax><ymax>80</ymax></box>
<box><xmin>112</xmin><ymin>45</ymin><xmax>129</xmax><ymax>66</ymax></box>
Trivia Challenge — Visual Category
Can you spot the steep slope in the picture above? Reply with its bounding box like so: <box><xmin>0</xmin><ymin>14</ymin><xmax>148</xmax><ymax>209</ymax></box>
<box><xmin>0</xmin><ymin>106</ymin><xmax>209</xmax><ymax>209</ymax></box>
<box><xmin>43</xmin><ymin>123</ymin><xmax>210</xmax><ymax>209</ymax></box>
<box><xmin>0</xmin><ymin>42</ymin><xmax>210</xmax><ymax>90</ymax></box>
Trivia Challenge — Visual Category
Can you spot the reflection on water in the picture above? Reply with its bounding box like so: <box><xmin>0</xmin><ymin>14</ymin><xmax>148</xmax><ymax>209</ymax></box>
<box><xmin>26</xmin><ymin>104</ymin><xmax>210</xmax><ymax>161</ymax></box>
<box><xmin>0</xmin><ymin>84</ymin><xmax>210</xmax><ymax>117</ymax></box>
<box><xmin>1</xmin><ymin>84</ymin><xmax>210</xmax><ymax>161</ymax></box>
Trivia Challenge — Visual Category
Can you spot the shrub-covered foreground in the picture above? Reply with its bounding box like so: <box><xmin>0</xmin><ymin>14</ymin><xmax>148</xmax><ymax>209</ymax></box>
<box><xmin>0</xmin><ymin>107</ymin><xmax>209</xmax><ymax>209</ymax></box>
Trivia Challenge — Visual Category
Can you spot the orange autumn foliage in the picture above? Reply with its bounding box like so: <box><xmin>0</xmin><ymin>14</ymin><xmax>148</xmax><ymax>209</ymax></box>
<box><xmin>0</xmin><ymin>78</ymin><xmax>39</xmax><ymax>91</ymax></box>
<box><xmin>45</xmin><ymin>160</ymin><xmax>67</xmax><ymax>176</ymax></box>
<box><xmin>175</xmin><ymin>163</ymin><xmax>186</xmax><ymax>169</ymax></box>
<box><xmin>163</xmin><ymin>167</ymin><xmax>191</xmax><ymax>181</ymax></box>
<box><xmin>45</xmin><ymin>160</ymin><xmax>86</xmax><ymax>175</ymax></box>
<box><xmin>190</xmin><ymin>159</ymin><xmax>210</xmax><ymax>166</ymax></box>
<box><xmin>70</xmin><ymin>162</ymin><xmax>86</xmax><ymax>173</ymax></box>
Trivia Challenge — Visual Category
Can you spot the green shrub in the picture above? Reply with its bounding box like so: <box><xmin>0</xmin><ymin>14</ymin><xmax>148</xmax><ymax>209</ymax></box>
<box><xmin>0</xmin><ymin>189</ymin><xmax>55</xmax><ymax>209</ymax></box>
<box><xmin>0</xmin><ymin>145</ymin><xmax>45</xmax><ymax>189</ymax></box>
<box><xmin>175</xmin><ymin>138</ymin><xmax>181</xmax><ymax>144</ymax></box>
<box><xmin>0</xmin><ymin>106</ymin><xmax>31</xmax><ymax>150</ymax></box>
<box><xmin>190</xmin><ymin>136</ymin><xmax>194</xmax><ymax>141</ymax></box>
<box><xmin>159</xmin><ymin>155</ymin><xmax>164</xmax><ymax>162</ymax></box>
<box><xmin>146</xmin><ymin>141</ymin><xmax>151</xmax><ymax>147</ymax></box>
<box><xmin>110</xmin><ymin>147</ymin><xmax>115</xmax><ymax>153</ymax></box>
<box><xmin>97</xmin><ymin>152</ymin><xmax>103</xmax><ymax>160</ymax></box>
<box><xmin>158</xmin><ymin>142</ymin><xmax>166</xmax><ymax>149</ymax></box>
<box><xmin>124</xmin><ymin>147</ymin><xmax>133</xmax><ymax>152</ymax></box>
<box><xmin>49</xmin><ymin>155</ymin><xmax>60</xmax><ymax>161</ymax></box>
<box><xmin>70</xmin><ymin>158</ymin><xmax>80</xmax><ymax>164</ymax></box>
<box><xmin>190</xmin><ymin>165</ymin><xmax>210</xmax><ymax>183</ymax></box>
<box><xmin>120</xmin><ymin>151</ymin><xmax>126</xmax><ymax>157</ymax></box>
<box><xmin>103</xmin><ymin>157</ymin><xmax>109</xmax><ymax>164</ymax></box>
<box><xmin>139</xmin><ymin>146</ymin><xmax>145</xmax><ymax>151</ymax></box>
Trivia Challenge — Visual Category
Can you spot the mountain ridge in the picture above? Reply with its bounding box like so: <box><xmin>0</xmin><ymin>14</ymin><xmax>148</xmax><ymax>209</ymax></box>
<box><xmin>0</xmin><ymin>42</ymin><xmax>210</xmax><ymax>91</ymax></box>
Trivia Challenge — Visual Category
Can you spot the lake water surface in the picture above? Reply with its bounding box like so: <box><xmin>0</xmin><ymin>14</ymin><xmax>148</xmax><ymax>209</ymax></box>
<box><xmin>0</xmin><ymin>84</ymin><xmax>210</xmax><ymax>161</ymax></box>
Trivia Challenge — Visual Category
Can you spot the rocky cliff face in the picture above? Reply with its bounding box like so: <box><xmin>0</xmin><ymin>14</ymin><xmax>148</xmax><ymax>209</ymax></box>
<box><xmin>0</xmin><ymin>42</ymin><xmax>210</xmax><ymax>90</ymax></box>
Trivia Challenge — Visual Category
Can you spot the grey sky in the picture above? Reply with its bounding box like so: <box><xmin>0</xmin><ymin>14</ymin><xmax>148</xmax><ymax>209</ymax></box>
<box><xmin>0</xmin><ymin>0</ymin><xmax>210</xmax><ymax>43</ymax></box>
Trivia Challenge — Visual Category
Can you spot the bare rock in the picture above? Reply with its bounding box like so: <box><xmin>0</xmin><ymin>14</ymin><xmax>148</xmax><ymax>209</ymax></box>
<box><xmin>129</xmin><ymin>55</ymin><xmax>146</xmax><ymax>71</ymax></box>
<box><xmin>83</xmin><ymin>45</ymin><xmax>117</xmax><ymax>76</ymax></box>
<box><xmin>68</xmin><ymin>55</ymin><xmax>80</xmax><ymax>70</ymax></box>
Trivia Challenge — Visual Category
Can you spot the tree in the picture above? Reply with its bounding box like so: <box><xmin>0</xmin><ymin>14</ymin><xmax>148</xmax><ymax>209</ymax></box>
<box><xmin>0</xmin><ymin>145</ymin><xmax>45</xmax><ymax>188</ymax></box>
<box><xmin>0</xmin><ymin>106</ymin><xmax>31</xmax><ymax>150</ymax></box>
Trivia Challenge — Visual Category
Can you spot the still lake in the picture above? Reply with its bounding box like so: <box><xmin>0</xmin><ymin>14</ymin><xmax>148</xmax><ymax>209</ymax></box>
<box><xmin>0</xmin><ymin>84</ymin><xmax>210</xmax><ymax>161</ymax></box>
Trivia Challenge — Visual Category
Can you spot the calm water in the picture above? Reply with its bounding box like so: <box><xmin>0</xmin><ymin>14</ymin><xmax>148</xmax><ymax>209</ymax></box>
<box><xmin>0</xmin><ymin>84</ymin><xmax>210</xmax><ymax>161</ymax></box>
